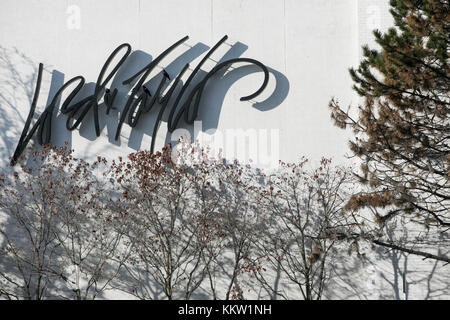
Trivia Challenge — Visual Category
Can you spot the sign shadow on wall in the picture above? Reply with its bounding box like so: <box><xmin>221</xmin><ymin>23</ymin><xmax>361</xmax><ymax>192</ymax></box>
<box><xmin>162</xmin><ymin>41</ymin><xmax>290</xmax><ymax>149</ymax></box>
<box><xmin>3</xmin><ymin>37</ymin><xmax>290</xmax><ymax>166</ymax></box>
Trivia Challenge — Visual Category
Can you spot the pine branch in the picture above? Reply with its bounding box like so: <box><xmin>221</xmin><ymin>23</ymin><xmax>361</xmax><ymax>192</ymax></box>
<box><xmin>372</xmin><ymin>239</ymin><xmax>450</xmax><ymax>264</ymax></box>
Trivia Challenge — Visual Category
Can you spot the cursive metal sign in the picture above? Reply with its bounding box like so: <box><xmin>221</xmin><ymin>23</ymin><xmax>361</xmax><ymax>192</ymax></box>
<box><xmin>10</xmin><ymin>35</ymin><xmax>269</xmax><ymax>165</ymax></box>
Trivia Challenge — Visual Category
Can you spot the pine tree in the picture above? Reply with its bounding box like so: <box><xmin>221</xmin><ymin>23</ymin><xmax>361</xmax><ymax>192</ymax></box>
<box><xmin>329</xmin><ymin>0</ymin><xmax>449</xmax><ymax>262</ymax></box>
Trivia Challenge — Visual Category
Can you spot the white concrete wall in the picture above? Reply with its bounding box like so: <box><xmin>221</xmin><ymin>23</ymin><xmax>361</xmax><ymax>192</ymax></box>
<box><xmin>0</xmin><ymin>0</ymin><xmax>361</xmax><ymax>169</ymax></box>
<box><xmin>1</xmin><ymin>0</ymin><xmax>448</xmax><ymax>300</ymax></box>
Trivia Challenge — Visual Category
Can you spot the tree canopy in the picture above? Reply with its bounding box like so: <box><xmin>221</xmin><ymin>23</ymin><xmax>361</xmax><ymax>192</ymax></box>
<box><xmin>329</xmin><ymin>0</ymin><xmax>449</xmax><ymax>261</ymax></box>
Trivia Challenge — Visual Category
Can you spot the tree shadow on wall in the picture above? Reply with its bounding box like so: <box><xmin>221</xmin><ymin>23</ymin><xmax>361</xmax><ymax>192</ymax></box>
<box><xmin>326</xmin><ymin>217</ymin><xmax>450</xmax><ymax>300</ymax></box>
<box><xmin>372</xmin><ymin>220</ymin><xmax>450</xmax><ymax>300</ymax></box>
<box><xmin>0</xmin><ymin>46</ymin><xmax>71</xmax><ymax>170</ymax></box>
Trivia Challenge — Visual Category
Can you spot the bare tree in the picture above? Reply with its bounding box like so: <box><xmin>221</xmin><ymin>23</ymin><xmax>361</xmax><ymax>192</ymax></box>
<box><xmin>0</xmin><ymin>141</ymin><xmax>374</xmax><ymax>300</ymax></box>
<box><xmin>0</xmin><ymin>145</ymin><xmax>130</xmax><ymax>299</ymax></box>
<box><xmin>252</xmin><ymin>157</ymin><xmax>358</xmax><ymax>300</ymax></box>
<box><xmin>193</xmin><ymin>155</ymin><xmax>263</xmax><ymax>300</ymax></box>
<box><xmin>109</xmin><ymin>145</ymin><xmax>216</xmax><ymax>300</ymax></box>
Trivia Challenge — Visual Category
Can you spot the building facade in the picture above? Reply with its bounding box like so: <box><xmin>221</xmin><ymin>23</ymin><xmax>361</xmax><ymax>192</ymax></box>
<box><xmin>0</xmin><ymin>0</ymin><xmax>448</xmax><ymax>299</ymax></box>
